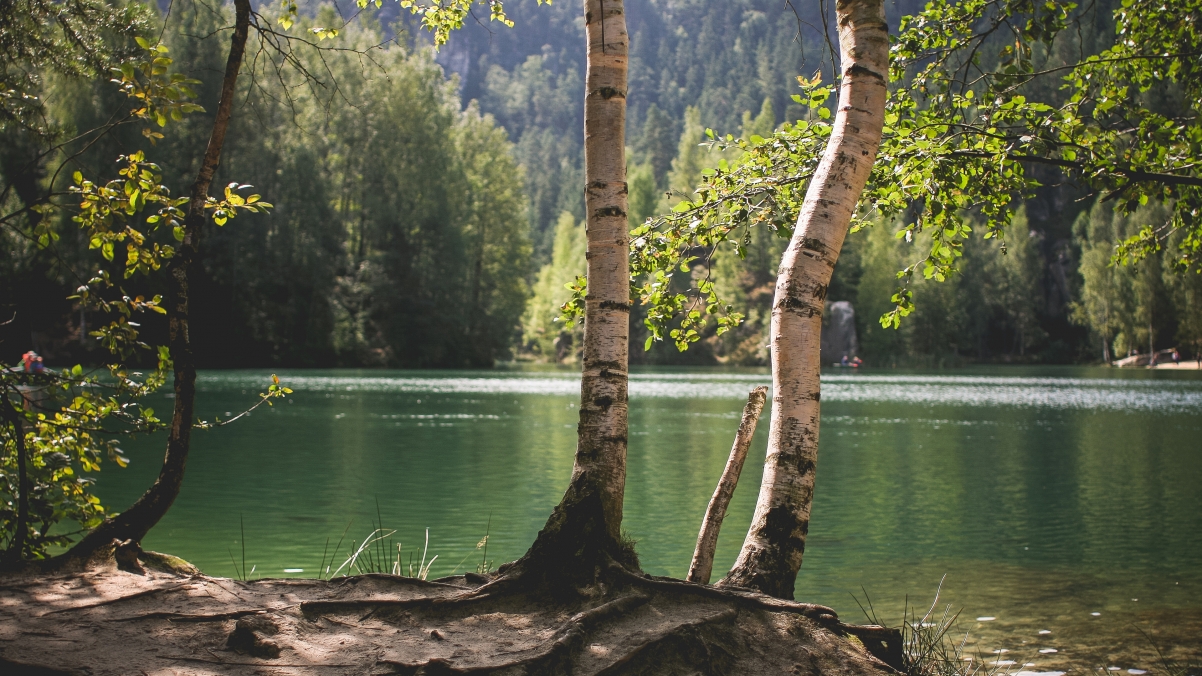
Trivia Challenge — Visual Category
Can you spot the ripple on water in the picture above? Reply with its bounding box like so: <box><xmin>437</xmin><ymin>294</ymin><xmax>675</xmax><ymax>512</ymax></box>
<box><xmin>197</xmin><ymin>372</ymin><xmax>1202</xmax><ymax>412</ymax></box>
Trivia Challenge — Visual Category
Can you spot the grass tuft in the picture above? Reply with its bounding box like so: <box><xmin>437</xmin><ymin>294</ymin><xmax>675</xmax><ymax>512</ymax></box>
<box><xmin>853</xmin><ymin>577</ymin><xmax>997</xmax><ymax>676</ymax></box>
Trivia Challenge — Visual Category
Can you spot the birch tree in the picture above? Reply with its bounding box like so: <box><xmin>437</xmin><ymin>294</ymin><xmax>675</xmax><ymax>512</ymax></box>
<box><xmin>620</xmin><ymin>0</ymin><xmax>1200</xmax><ymax>598</ymax></box>
<box><xmin>517</xmin><ymin>0</ymin><xmax>635</xmax><ymax>576</ymax></box>
<box><xmin>717</xmin><ymin>0</ymin><xmax>889</xmax><ymax>599</ymax></box>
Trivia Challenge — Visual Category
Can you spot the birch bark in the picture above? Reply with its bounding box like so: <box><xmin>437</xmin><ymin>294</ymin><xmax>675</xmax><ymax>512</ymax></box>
<box><xmin>719</xmin><ymin>0</ymin><xmax>888</xmax><ymax>599</ymax></box>
<box><xmin>521</xmin><ymin>0</ymin><xmax>631</xmax><ymax>571</ymax></box>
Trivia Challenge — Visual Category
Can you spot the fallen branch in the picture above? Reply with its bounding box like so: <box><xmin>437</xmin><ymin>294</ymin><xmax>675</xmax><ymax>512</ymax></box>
<box><xmin>688</xmin><ymin>386</ymin><xmax>768</xmax><ymax>584</ymax></box>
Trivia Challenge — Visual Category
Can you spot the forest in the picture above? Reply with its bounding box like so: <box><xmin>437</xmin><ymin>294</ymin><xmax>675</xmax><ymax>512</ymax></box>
<box><xmin>3</xmin><ymin>0</ymin><xmax>1199</xmax><ymax>369</ymax></box>
<box><xmin>2</xmin><ymin>0</ymin><xmax>1200</xmax><ymax>673</ymax></box>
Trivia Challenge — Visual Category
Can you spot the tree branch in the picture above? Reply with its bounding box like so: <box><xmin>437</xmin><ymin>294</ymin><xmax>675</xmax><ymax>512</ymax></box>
<box><xmin>949</xmin><ymin>150</ymin><xmax>1202</xmax><ymax>188</ymax></box>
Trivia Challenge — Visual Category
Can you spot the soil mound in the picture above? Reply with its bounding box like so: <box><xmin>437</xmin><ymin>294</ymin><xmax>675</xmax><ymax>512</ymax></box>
<box><xmin>0</xmin><ymin>559</ymin><xmax>900</xmax><ymax>675</ymax></box>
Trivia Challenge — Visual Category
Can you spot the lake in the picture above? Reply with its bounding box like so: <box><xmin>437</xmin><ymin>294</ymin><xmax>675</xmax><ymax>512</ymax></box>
<box><xmin>96</xmin><ymin>366</ymin><xmax>1202</xmax><ymax>670</ymax></box>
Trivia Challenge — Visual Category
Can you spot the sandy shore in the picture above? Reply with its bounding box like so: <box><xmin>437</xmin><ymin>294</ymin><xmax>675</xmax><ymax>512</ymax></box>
<box><xmin>1150</xmin><ymin>360</ymin><xmax>1202</xmax><ymax>369</ymax></box>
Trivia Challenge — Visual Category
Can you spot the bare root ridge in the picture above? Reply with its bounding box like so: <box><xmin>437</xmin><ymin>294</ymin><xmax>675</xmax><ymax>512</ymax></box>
<box><xmin>38</xmin><ymin>582</ymin><xmax>194</xmax><ymax>615</ymax></box>
<box><xmin>2</xmin><ymin>558</ymin><xmax>901</xmax><ymax>676</ymax></box>
<box><xmin>113</xmin><ymin>608</ymin><xmax>269</xmax><ymax>622</ymax></box>
<box><xmin>592</xmin><ymin>607</ymin><xmax>740</xmax><ymax>676</ymax></box>
<box><xmin>602</xmin><ymin>556</ymin><xmax>837</xmax><ymax>620</ymax></box>
<box><xmin>382</xmin><ymin>593</ymin><xmax>652</xmax><ymax>675</ymax></box>
<box><xmin>299</xmin><ymin>578</ymin><xmax>504</xmax><ymax>618</ymax></box>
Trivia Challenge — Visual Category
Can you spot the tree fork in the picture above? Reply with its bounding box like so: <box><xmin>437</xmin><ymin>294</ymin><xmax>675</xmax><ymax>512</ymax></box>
<box><xmin>58</xmin><ymin>0</ymin><xmax>253</xmax><ymax>562</ymax></box>
<box><xmin>719</xmin><ymin>0</ymin><xmax>889</xmax><ymax>599</ymax></box>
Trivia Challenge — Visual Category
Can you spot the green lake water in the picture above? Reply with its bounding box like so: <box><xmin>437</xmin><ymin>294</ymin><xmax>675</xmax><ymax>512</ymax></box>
<box><xmin>96</xmin><ymin>366</ymin><xmax>1202</xmax><ymax>671</ymax></box>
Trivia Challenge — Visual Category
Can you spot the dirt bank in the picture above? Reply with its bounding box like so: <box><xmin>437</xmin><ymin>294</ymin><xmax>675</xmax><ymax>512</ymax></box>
<box><xmin>0</xmin><ymin>555</ymin><xmax>900</xmax><ymax>675</ymax></box>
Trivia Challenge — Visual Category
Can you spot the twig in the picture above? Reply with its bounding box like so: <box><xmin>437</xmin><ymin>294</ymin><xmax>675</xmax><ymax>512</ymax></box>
<box><xmin>688</xmin><ymin>386</ymin><xmax>768</xmax><ymax>584</ymax></box>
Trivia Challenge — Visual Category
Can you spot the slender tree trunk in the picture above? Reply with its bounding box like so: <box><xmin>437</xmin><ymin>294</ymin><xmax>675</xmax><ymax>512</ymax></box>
<box><xmin>2</xmin><ymin>399</ymin><xmax>29</xmax><ymax>563</ymax></box>
<box><xmin>520</xmin><ymin>0</ymin><xmax>631</xmax><ymax>575</ymax></box>
<box><xmin>470</xmin><ymin>217</ymin><xmax>486</xmax><ymax>350</ymax></box>
<box><xmin>687</xmin><ymin>386</ymin><xmax>767</xmax><ymax>585</ymax></box>
<box><xmin>719</xmin><ymin>0</ymin><xmax>888</xmax><ymax>600</ymax></box>
<box><xmin>62</xmin><ymin>0</ymin><xmax>252</xmax><ymax>560</ymax></box>
<box><xmin>1148</xmin><ymin>319</ymin><xmax>1154</xmax><ymax>366</ymax></box>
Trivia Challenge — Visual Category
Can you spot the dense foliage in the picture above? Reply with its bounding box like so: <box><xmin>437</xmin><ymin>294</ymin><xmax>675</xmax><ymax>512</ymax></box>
<box><xmin>5</xmin><ymin>0</ymin><xmax>1200</xmax><ymax>374</ymax></box>
<box><xmin>1</xmin><ymin>0</ymin><xmax>521</xmax><ymax>559</ymax></box>
<box><xmin>568</xmin><ymin>0</ymin><xmax>1201</xmax><ymax>364</ymax></box>
<box><xmin>3</xmin><ymin>3</ymin><xmax>529</xmax><ymax>369</ymax></box>
<box><xmin>0</xmin><ymin>4</ymin><xmax>287</xmax><ymax>558</ymax></box>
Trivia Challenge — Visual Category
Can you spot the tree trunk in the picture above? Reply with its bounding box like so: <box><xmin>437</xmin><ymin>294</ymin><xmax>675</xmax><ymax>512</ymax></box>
<box><xmin>719</xmin><ymin>0</ymin><xmax>888</xmax><ymax>600</ymax></box>
<box><xmin>61</xmin><ymin>0</ymin><xmax>252</xmax><ymax>560</ymax></box>
<box><xmin>519</xmin><ymin>0</ymin><xmax>631</xmax><ymax>576</ymax></box>
<box><xmin>1</xmin><ymin>399</ymin><xmax>29</xmax><ymax>564</ymax></box>
<box><xmin>1148</xmin><ymin>320</ymin><xmax>1155</xmax><ymax>366</ymax></box>
<box><xmin>687</xmin><ymin>386</ymin><xmax>767</xmax><ymax>585</ymax></box>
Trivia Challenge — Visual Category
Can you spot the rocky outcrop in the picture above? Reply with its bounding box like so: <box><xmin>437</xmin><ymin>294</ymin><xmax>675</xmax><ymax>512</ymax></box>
<box><xmin>821</xmin><ymin>301</ymin><xmax>860</xmax><ymax>364</ymax></box>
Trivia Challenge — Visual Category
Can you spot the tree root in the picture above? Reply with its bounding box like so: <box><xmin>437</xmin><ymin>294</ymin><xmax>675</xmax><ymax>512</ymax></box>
<box><xmin>0</xmin><ymin>656</ymin><xmax>82</xmax><ymax>676</ymax></box>
<box><xmin>164</xmin><ymin>655</ymin><xmax>358</xmax><ymax>667</ymax></box>
<box><xmin>335</xmin><ymin>573</ymin><xmax>475</xmax><ymax>591</ymax></box>
<box><xmin>112</xmin><ymin>608</ymin><xmax>268</xmax><ymax>622</ymax></box>
<box><xmin>298</xmin><ymin>553</ymin><xmax>904</xmax><ymax>671</ymax></box>
<box><xmin>381</xmin><ymin>593</ymin><xmax>651</xmax><ymax>674</ymax></box>
<box><xmin>300</xmin><ymin>568</ymin><xmax>535</xmax><ymax>619</ymax></box>
<box><xmin>39</xmin><ymin>582</ymin><xmax>193</xmax><ymax>615</ymax></box>
<box><xmin>593</xmin><ymin>607</ymin><xmax>739</xmax><ymax>676</ymax></box>
<box><xmin>3</xmin><ymin>563</ymin><xmax>902</xmax><ymax>675</ymax></box>
<box><xmin>601</xmin><ymin>559</ymin><xmax>903</xmax><ymax>670</ymax></box>
<box><xmin>300</xmin><ymin>586</ymin><xmax>496</xmax><ymax>619</ymax></box>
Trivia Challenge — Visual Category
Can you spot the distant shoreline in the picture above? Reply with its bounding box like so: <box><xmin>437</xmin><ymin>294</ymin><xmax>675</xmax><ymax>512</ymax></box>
<box><xmin>1148</xmin><ymin>359</ymin><xmax>1202</xmax><ymax>369</ymax></box>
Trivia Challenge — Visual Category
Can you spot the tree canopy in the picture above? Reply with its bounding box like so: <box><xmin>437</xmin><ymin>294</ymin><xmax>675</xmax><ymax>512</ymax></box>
<box><xmin>621</xmin><ymin>0</ymin><xmax>1201</xmax><ymax>349</ymax></box>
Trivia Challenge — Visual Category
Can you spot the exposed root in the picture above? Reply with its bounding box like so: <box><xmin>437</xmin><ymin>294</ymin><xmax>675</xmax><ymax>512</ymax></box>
<box><xmin>336</xmin><ymin>573</ymin><xmax>475</xmax><ymax>591</ymax></box>
<box><xmin>0</xmin><ymin>656</ymin><xmax>80</xmax><ymax>675</ymax></box>
<box><xmin>164</xmin><ymin>655</ymin><xmax>358</xmax><ymax>667</ymax></box>
<box><xmin>593</xmin><ymin>608</ymin><xmax>740</xmax><ymax>676</ymax></box>
<box><xmin>603</xmin><ymin>556</ymin><xmax>836</xmax><ymax>619</ymax></box>
<box><xmin>429</xmin><ymin>593</ymin><xmax>648</xmax><ymax>672</ymax></box>
<box><xmin>112</xmin><ymin>608</ymin><xmax>269</xmax><ymax>622</ymax></box>
<box><xmin>300</xmin><ymin>586</ymin><xmax>494</xmax><ymax>618</ymax></box>
<box><xmin>39</xmin><ymin>582</ymin><xmax>193</xmax><ymax>615</ymax></box>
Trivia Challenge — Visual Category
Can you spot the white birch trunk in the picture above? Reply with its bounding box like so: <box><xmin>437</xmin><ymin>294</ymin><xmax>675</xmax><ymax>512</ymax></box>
<box><xmin>719</xmin><ymin>0</ymin><xmax>889</xmax><ymax>599</ymax></box>
<box><xmin>521</xmin><ymin>0</ymin><xmax>631</xmax><ymax>570</ymax></box>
